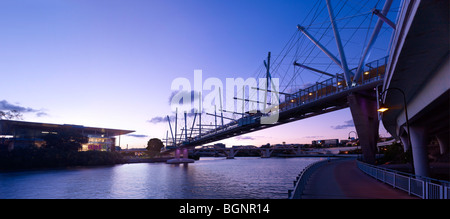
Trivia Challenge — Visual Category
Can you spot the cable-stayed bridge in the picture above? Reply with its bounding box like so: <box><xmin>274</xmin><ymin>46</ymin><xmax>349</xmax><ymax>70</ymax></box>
<box><xmin>162</xmin><ymin>0</ymin><xmax>400</xmax><ymax>164</ymax></box>
<box><xmin>168</xmin><ymin>56</ymin><xmax>387</xmax><ymax>148</ymax></box>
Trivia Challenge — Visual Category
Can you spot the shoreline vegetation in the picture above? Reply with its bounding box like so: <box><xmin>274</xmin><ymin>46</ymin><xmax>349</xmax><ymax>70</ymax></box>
<box><xmin>0</xmin><ymin>147</ymin><xmax>124</xmax><ymax>171</ymax></box>
<box><xmin>0</xmin><ymin>129</ymin><xmax>126</xmax><ymax>171</ymax></box>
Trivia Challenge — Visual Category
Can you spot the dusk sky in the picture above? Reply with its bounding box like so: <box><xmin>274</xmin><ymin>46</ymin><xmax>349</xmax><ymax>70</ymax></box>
<box><xmin>0</xmin><ymin>0</ymin><xmax>399</xmax><ymax>148</ymax></box>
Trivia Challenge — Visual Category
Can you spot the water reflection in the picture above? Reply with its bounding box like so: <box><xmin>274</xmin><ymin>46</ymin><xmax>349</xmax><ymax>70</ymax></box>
<box><xmin>0</xmin><ymin>157</ymin><xmax>322</xmax><ymax>199</ymax></box>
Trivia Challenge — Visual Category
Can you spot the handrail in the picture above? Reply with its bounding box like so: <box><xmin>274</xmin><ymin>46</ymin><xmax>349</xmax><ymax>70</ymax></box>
<box><xmin>357</xmin><ymin>161</ymin><xmax>450</xmax><ymax>199</ymax></box>
<box><xmin>288</xmin><ymin>158</ymin><xmax>334</xmax><ymax>199</ymax></box>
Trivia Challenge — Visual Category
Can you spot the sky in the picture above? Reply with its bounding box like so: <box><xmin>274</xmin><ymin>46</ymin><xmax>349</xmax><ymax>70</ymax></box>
<box><xmin>0</xmin><ymin>0</ymin><xmax>400</xmax><ymax>148</ymax></box>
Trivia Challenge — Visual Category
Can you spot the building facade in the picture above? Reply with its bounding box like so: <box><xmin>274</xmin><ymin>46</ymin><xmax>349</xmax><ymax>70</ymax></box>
<box><xmin>0</xmin><ymin>120</ymin><xmax>134</xmax><ymax>152</ymax></box>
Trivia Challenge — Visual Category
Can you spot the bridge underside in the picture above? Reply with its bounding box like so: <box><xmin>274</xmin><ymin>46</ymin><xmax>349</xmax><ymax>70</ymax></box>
<box><xmin>381</xmin><ymin>0</ymin><xmax>449</xmax><ymax>177</ymax></box>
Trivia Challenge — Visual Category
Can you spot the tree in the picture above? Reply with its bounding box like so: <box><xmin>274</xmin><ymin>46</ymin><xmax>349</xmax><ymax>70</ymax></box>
<box><xmin>42</xmin><ymin>129</ymin><xmax>88</xmax><ymax>151</ymax></box>
<box><xmin>146</xmin><ymin>138</ymin><xmax>164</xmax><ymax>158</ymax></box>
<box><xmin>0</xmin><ymin>110</ymin><xmax>23</xmax><ymax>120</ymax></box>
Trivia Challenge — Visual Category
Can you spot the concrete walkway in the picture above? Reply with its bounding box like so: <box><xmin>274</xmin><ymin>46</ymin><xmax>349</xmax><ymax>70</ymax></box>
<box><xmin>301</xmin><ymin>159</ymin><xmax>418</xmax><ymax>199</ymax></box>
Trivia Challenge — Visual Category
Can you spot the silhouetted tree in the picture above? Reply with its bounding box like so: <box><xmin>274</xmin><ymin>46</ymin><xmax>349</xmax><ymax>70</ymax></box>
<box><xmin>146</xmin><ymin>138</ymin><xmax>164</xmax><ymax>158</ymax></box>
<box><xmin>0</xmin><ymin>110</ymin><xmax>23</xmax><ymax>120</ymax></box>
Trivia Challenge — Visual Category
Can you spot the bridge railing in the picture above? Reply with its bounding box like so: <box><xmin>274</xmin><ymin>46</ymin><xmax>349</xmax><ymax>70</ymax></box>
<box><xmin>288</xmin><ymin>158</ymin><xmax>333</xmax><ymax>199</ymax></box>
<box><xmin>280</xmin><ymin>56</ymin><xmax>388</xmax><ymax>111</ymax></box>
<box><xmin>357</xmin><ymin>161</ymin><xmax>450</xmax><ymax>199</ymax></box>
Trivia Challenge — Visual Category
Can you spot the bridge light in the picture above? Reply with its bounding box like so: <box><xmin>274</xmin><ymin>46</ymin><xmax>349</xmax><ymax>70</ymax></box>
<box><xmin>377</xmin><ymin>103</ymin><xmax>389</xmax><ymax>112</ymax></box>
<box><xmin>309</xmin><ymin>92</ymin><xmax>313</xmax><ymax>96</ymax></box>
<box><xmin>364</xmin><ymin>71</ymin><xmax>370</xmax><ymax>75</ymax></box>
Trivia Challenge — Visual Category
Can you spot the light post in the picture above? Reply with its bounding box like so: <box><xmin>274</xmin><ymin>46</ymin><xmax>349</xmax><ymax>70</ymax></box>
<box><xmin>348</xmin><ymin>131</ymin><xmax>358</xmax><ymax>140</ymax></box>
<box><xmin>348</xmin><ymin>131</ymin><xmax>359</xmax><ymax>160</ymax></box>
<box><xmin>378</xmin><ymin>87</ymin><xmax>414</xmax><ymax>173</ymax></box>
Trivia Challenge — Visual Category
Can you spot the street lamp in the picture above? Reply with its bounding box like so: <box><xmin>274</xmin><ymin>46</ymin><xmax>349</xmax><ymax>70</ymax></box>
<box><xmin>377</xmin><ymin>103</ymin><xmax>389</xmax><ymax>112</ymax></box>
<box><xmin>348</xmin><ymin>130</ymin><xmax>359</xmax><ymax>160</ymax></box>
<box><xmin>378</xmin><ymin>87</ymin><xmax>415</xmax><ymax>173</ymax></box>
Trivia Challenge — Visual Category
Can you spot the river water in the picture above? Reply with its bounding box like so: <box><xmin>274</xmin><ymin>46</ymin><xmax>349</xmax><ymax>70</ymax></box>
<box><xmin>0</xmin><ymin>157</ymin><xmax>323</xmax><ymax>199</ymax></box>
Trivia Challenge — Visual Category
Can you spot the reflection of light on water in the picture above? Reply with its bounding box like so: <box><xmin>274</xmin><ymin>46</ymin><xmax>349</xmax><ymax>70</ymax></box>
<box><xmin>0</xmin><ymin>157</ymin><xmax>322</xmax><ymax>199</ymax></box>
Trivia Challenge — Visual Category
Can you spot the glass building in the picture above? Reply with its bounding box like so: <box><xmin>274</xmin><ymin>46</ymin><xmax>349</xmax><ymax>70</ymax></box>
<box><xmin>0</xmin><ymin>120</ymin><xmax>134</xmax><ymax>152</ymax></box>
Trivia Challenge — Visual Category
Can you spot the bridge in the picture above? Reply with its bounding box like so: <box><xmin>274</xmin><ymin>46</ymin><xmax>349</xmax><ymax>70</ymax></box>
<box><xmin>172</xmin><ymin>56</ymin><xmax>386</xmax><ymax>147</ymax></box>
<box><xmin>191</xmin><ymin>145</ymin><xmax>337</xmax><ymax>159</ymax></box>
<box><xmin>379</xmin><ymin>0</ymin><xmax>449</xmax><ymax>178</ymax></box>
<box><xmin>162</xmin><ymin>0</ymin><xmax>402</xmax><ymax>164</ymax></box>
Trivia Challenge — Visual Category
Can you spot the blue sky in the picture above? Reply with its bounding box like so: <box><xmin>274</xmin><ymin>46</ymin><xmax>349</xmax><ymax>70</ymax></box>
<box><xmin>0</xmin><ymin>0</ymin><xmax>399</xmax><ymax>148</ymax></box>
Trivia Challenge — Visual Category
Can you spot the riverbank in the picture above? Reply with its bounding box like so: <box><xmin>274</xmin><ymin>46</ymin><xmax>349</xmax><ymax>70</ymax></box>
<box><xmin>0</xmin><ymin>148</ymin><xmax>124</xmax><ymax>171</ymax></box>
<box><xmin>124</xmin><ymin>157</ymin><xmax>172</xmax><ymax>163</ymax></box>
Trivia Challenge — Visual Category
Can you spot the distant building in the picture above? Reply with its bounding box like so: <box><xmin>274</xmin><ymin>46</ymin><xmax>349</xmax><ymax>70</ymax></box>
<box><xmin>0</xmin><ymin>120</ymin><xmax>134</xmax><ymax>152</ymax></box>
<box><xmin>312</xmin><ymin>139</ymin><xmax>339</xmax><ymax>147</ymax></box>
<box><xmin>340</xmin><ymin>139</ymin><xmax>350</xmax><ymax>145</ymax></box>
<box><xmin>214</xmin><ymin>143</ymin><xmax>226</xmax><ymax>149</ymax></box>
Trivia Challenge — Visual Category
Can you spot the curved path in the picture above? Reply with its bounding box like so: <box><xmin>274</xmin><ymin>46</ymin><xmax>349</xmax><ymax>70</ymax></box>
<box><xmin>301</xmin><ymin>159</ymin><xmax>418</xmax><ymax>199</ymax></box>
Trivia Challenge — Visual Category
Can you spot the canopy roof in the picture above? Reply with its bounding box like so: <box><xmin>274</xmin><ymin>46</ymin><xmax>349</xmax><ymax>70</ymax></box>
<box><xmin>0</xmin><ymin>120</ymin><xmax>134</xmax><ymax>137</ymax></box>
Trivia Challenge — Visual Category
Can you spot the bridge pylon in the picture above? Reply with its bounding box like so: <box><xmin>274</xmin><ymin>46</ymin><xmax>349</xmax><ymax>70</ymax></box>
<box><xmin>348</xmin><ymin>90</ymin><xmax>379</xmax><ymax>164</ymax></box>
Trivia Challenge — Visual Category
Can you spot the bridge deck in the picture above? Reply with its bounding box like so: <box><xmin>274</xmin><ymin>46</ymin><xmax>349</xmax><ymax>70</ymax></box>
<box><xmin>165</xmin><ymin>57</ymin><xmax>388</xmax><ymax>150</ymax></box>
<box><xmin>301</xmin><ymin>159</ymin><xmax>418</xmax><ymax>199</ymax></box>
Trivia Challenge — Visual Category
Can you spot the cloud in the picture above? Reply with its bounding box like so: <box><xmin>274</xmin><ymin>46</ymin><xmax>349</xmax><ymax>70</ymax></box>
<box><xmin>235</xmin><ymin>136</ymin><xmax>255</xmax><ymax>140</ymax></box>
<box><xmin>0</xmin><ymin>100</ymin><xmax>48</xmax><ymax>117</ymax></box>
<box><xmin>168</xmin><ymin>90</ymin><xmax>201</xmax><ymax>106</ymax></box>
<box><xmin>303</xmin><ymin>135</ymin><xmax>324</xmax><ymax>139</ymax></box>
<box><xmin>36</xmin><ymin>112</ymin><xmax>49</xmax><ymax>117</ymax></box>
<box><xmin>147</xmin><ymin>109</ymin><xmax>199</xmax><ymax>124</ymax></box>
<box><xmin>127</xmin><ymin>134</ymin><xmax>149</xmax><ymax>138</ymax></box>
<box><xmin>0</xmin><ymin>100</ymin><xmax>36</xmax><ymax>113</ymax></box>
<box><xmin>331</xmin><ymin>120</ymin><xmax>354</xmax><ymax>130</ymax></box>
<box><xmin>147</xmin><ymin>89</ymin><xmax>205</xmax><ymax>125</ymax></box>
<box><xmin>147</xmin><ymin>116</ymin><xmax>172</xmax><ymax>124</ymax></box>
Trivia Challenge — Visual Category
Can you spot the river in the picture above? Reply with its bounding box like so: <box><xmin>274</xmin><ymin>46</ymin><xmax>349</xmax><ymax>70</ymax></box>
<box><xmin>0</xmin><ymin>157</ymin><xmax>323</xmax><ymax>199</ymax></box>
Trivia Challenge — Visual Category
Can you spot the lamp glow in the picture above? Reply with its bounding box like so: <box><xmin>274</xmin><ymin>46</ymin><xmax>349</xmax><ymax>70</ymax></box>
<box><xmin>377</xmin><ymin>104</ymin><xmax>389</xmax><ymax>112</ymax></box>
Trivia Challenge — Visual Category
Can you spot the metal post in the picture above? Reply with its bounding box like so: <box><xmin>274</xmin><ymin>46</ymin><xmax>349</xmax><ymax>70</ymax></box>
<box><xmin>264</xmin><ymin>52</ymin><xmax>271</xmax><ymax>113</ymax></box>
<box><xmin>242</xmin><ymin>86</ymin><xmax>245</xmax><ymax>118</ymax></box>
<box><xmin>380</xmin><ymin>87</ymin><xmax>414</xmax><ymax>174</ymax></box>
<box><xmin>199</xmin><ymin>91</ymin><xmax>202</xmax><ymax>137</ymax></box>
<box><xmin>354</xmin><ymin>0</ymin><xmax>393</xmax><ymax>84</ymax></box>
<box><xmin>372</xmin><ymin>9</ymin><xmax>396</xmax><ymax>29</ymax></box>
<box><xmin>189</xmin><ymin>113</ymin><xmax>197</xmax><ymax>139</ymax></box>
<box><xmin>165</xmin><ymin>130</ymin><xmax>168</xmax><ymax>149</ymax></box>
<box><xmin>219</xmin><ymin>87</ymin><xmax>224</xmax><ymax>126</ymax></box>
<box><xmin>326</xmin><ymin>0</ymin><xmax>352</xmax><ymax>86</ymax></box>
<box><xmin>297</xmin><ymin>25</ymin><xmax>343</xmax><ymax>72</ymax></box>
<box><xmin>266</xmin><ymin>52</ymin><xmax>271</xmax><ymax>89</ymax></box>
<box><xmin>175</xmin><ymin>108</ymin><xmax>178</xmax><ymax>145</ymax></box>
<box><xmin>293</xmin><ymin>61</ymin><xmax>335</xmax><ymax>77</ymax></box>
<box><xmin>393</xmin><ymin>172</ymin><xmax>397</xmax><ymax>188</ymax></box>
<box><xmin>408</xmin><ymin>175</ymin><xmax>411</xmax><ymax>195</ymax></box>
<box><xmin>424</xmin><ymin>181</ymin><xmax>427</xmax><ymax>199</ymax></box>
<box><xmin>184</xmin><ymin>112</ymin><xmax>187</xmax><ymax>142</ymax></box>
<box><xmin>167</xmin><ymin>115</ymin><xmax>175</xmax><ymax>146</ymax></box>
<box><xmin>214</xmin><ymin>105</ymin><xmax>217</xmax><ymax>131</ymax></box>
